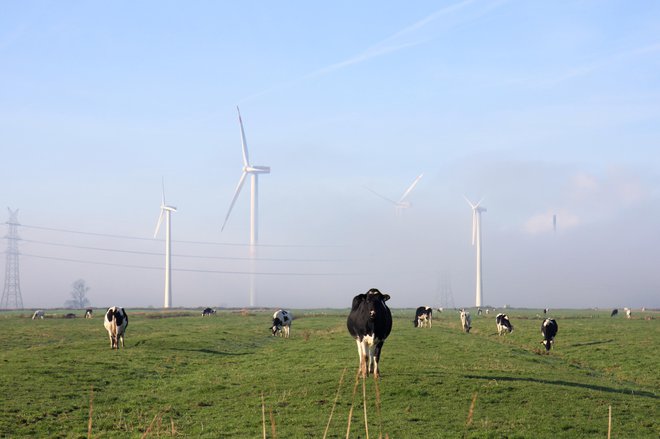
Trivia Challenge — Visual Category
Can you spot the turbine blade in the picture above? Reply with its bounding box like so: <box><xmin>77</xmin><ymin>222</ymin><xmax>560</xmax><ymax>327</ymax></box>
<box><xmin>154</xmin><ymin>209</ymin><xmax>165</xmax><ymax>238</ymax></box>
<box><xmin>221</xmin><ymin>171</ymin><xmax>248</xmax><ymax>232</ymax></box>
<box><xmin>161</xmin><ymin>177</ymin><xmax>166</xmax><ymax>207</ymax></box>
<box><xmin>237</xmin><ymin>106</ymin><xmax>250</xmax><ymax>167</ymax></box>
<box><xmin>398</xmin><ymin>173</ymin><xmax>423</xmax><ymax>203</ymax></box>
<box><xmin>364</xmin><ymin>186</ymin><xmax>397</xmax><ymax>205</ymax></box>
<box><xmin>464</xmin><ymin>195</ymin><xmax>476</xmax><ymax>209</ymax></box>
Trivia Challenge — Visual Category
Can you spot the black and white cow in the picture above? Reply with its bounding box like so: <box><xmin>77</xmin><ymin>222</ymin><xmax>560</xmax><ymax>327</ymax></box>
<box><xmin>202</xmin><ymin>307</ymin><xmax>216</xmax><ymax>317</ymax></box>
<box><xmin>540</xmin><ymin>318</ymin><xmax>558</xmax><ymax>352</ymax></box>
<box><xmin>624</xmin><ymin>307</ymin><xmax>631</xmax><ymax>319</ymax></box>
<box><xmin>347</xmin><ymin>288</ymin><xmax>392</xmax><ymax>378</ymax></box>
<box><xmin>271</xmin><ymin>309</ymin><xmax>292</xmax><ymax>338</ymax></box>
<box><xmin>32</xmin><ymin>310</ymin><xmax>45</xmax><ymax>320</ymax></box>
<box><xmin>84</xmin><ymin>308</ymin><xmax>93</xmax><ymax>319</ymax></box>
<box><xmin>610</xmin><ymin>308</ymin><xmax>618</xmax><ymax>317</ymax></box>
<box><xmin>104</xmin><ymin>307</ymin><xmax>128</xmax><ymax>349</ymax></box>
<box><xmin>413</xmin><ymin>306</ymin><xmax>433</xmax><ymax>328</ymax></box>
<box><xmin>496</xmin><ymin>313</ymin><xmax>513</xmax><ymax>335</ymax></box>
<box><xmin>460</xmin><ymin>309</ymin><xmax>471</xmax><ymax>333</ymax></box>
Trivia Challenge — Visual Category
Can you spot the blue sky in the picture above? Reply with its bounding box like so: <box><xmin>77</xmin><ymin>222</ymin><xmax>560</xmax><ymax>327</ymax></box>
<box><xmin>1</xmin><ymin>1</ymin><xmax>659</xmax><ymax>309</ymax></box>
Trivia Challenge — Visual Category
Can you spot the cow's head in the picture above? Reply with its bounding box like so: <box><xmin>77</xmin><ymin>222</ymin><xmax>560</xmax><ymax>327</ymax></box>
<box><xmin>271</xmin><ymin>317</ymin><xmax>282</xmax><ymax>336</ymax></box>
<box><xmin>352</xmin><ymin>288</ymin><xmax>390</xmax><ymax>320</ymax></box>
<box><xmin>540</xmin><ymin>339</ymin><xmax>553</xmax><ymax>351</ymax></box>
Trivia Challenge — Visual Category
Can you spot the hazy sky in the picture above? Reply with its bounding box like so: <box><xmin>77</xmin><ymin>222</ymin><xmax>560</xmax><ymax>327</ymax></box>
<box><xmin>2</xmin><ymin>1</ymin><xmax>659</xmax><ymax>309</ymax></box>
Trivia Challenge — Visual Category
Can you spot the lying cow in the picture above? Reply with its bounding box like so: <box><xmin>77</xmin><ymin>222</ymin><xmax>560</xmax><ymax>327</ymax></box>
<box><xmin>32</xmin><ymin>310</ymin><xmax>45</xmax><ymax>320</ymax></box>
<box><xmin>496</xmin><ymin>313</ymin><xmax>513</xmax><ymax>335</ymax></box>
<box><xmin>104</xmin><ymin>307</ymin><xmax>128</xmax><ymax>349</ymax></box>
<box><xmin>202</xmin><ymin>307</ymin><xmax>216</xmax><ymax>317</ymax></box>
<box><xmin>460</xmin><ymin>309</ymin><xmax>471</xmax><ymax>333</ymax></box>
<box><xmin>347</xmin><ymin>288</ymin><xmax>392</xmax><ymax>378</ymax></box>
<box><xmin>413</xmin><ymin>306</ymin><xmax>433</xmax><ymax>328</ymax></box>
<box><xmin>271</xmin><ymin>309</ymin><xmax>292</xmax><ymax>338</ymax></box>
<box><xmin>540</xmin><ymin>318</ymin><xmax>558</xmax><ymax>352</ymax></box>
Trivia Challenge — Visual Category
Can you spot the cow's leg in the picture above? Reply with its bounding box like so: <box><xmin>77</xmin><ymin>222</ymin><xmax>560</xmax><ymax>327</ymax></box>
<box><xmin>109</xmin><ymin>333</ymin><xmax>114</xmax><ymax>349</ymax></box>
<box><xmin>285</xmin><ymin>325</ymin><xmax>290</xmax><ymax>338</ymax></box>
<box><xmin>119</xmin><ymin>332</ymin><xmax>125</xmax><ymax>348</ymax></box>
<box><xmin>373</xmin><ymin>340</ymin><xmax>385</xmax><ymax>378</ymax></box>
<box><xmin>356</xmin><ymin>339</ymin><xmax>368</xmax><ymax>377</ymax></box>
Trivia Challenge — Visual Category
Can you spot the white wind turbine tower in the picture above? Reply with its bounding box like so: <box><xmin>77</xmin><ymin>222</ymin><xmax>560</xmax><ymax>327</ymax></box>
<box><xmin>465</xmin><ymin>196</ymin><xmax>486</xmax><ymax>308</ymax></box>
<box><xmin>221</xmin><ymin>106</ymin><xmax>271</xmax><ymax>307</ymax></box>
<box><xmin>154</xmin><ymin>178</ymin><xmax>177</xmax><ymax>308</ymax></box>
<box><xmin>367</xmin><ymin>173</ymin><xmax>424</xmax><ymax>216</ymax></box>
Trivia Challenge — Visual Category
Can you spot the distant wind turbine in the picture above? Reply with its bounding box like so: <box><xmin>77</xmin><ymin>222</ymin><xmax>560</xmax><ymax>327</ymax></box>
<box><xmin>154</xmin><ymin>178</ymin><xmax>177</xmax><ymax>308</ymax></box>
<box><xmin>221</xmin><ymin>106</ymin><xmax>271</xmax><ymax>307</ymax></box>
<box><xmin>366</xmin><ymin>173</ymin><xmax>424</xmax><ymax>216</ymax></box>
<box><xmin>465</xmin><ymin>196</ymin><xmax>486</xmax><ymax>308</ymax></box>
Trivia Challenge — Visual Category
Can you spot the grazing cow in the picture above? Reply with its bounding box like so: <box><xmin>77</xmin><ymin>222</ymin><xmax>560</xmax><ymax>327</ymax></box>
<box><xmin>543</xmin><ymin>308</ymin><xmax>549</xmax><ymax>315</ymax></box>
<box><xmin>477</xmin><ymin>308</ymin><xmax>483</xmax><ymax>316</ymax></box>
<box><xmin>540</xmin><ymin>318</ymin><xmax>558</xmax><ymax>352</ymax></box>
<box><xmin>64</xmin><ymin>313</ymin><xmax>76</xmax><ymax>319</ymax></box>
<box><xmin>624</xmin><ymin>307</ymin><xmax>631</xmax><ymax>319</ymax></box>
<box><xmin>84</xmin><ymin>308</ymin><xmax>93</xmax><ymax>319</ymax></box>
<box><xmin>104</xmin><ymin>307</ymin><xmax>128</xmax><ymax>349</ymax></box>
<box><xmin>32</xmin><ymin>310</ymin><xmax>45</xmax><ymax>320</ymax></box>
<box><xmin>496</xmin><ymin>313</ymin><xmax>513</xmax><ymax>335</ymax></box>
<box><xmin>346</xmin><ymin>288</ymin><xmax>392</xmax><ymax>378</ymax></box>
<box><xmin>610</xmin><ymin>308</ymin><xmax>618</xmax><ymax>317</ymax></box>
<box><xmin>460</xmin><ymin>309</ymin><xmax>472</xmax><ymax>333</ymax></box>
<box><xmin>413</xmin><ymin>306</ymin><xmax>433</xmax><ymax>328</ymax></box>
<box><xmin>201</xmin><ymin>307</ymin><xmax>216</xmax><ymax>317</ymax></box>
<box><xmin>271</xmin><ymin>309</ymin><xmax>292</xmax><ymax>338</ymax></box>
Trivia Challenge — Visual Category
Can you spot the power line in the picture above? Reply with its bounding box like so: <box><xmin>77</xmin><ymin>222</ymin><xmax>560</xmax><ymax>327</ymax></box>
<box><xmin>14</xmin><ymin>238</ymin><xmax>345</xmax><ymax>263</ymax></box>
<box><xmin>19</xmin><ymin>224</ymin><xmax>347</xmax><ymax>248</ymax></box>
<box><xmin>21</xmin><ymin>253</ymin><xmax>361</xmax><ymax>277</ymax></box>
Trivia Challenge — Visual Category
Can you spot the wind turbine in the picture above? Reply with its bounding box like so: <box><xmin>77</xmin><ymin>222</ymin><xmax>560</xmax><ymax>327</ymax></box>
<box><xmin>367</xmin><ymin>173</ymin><xmax>424</xmax><ymax>216</ymax></box>
<box><xmin>154</xmin><ymin>178</ymin><xmax>177</xmax><ymax>308</ymax></box>
<box><xmin>465</xmin><ymin>196</ymin><xmax>486</xmax><ymax>308</ymax></box>
<box><xmin>221</xmin><ymin>106</ymin><xmax>271</xmax><ymax>307</ymax></box>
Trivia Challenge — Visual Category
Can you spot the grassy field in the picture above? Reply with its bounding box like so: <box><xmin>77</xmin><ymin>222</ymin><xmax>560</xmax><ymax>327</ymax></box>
<box><xmin>0</xmin><ymin>308</ymin><xmax>657</xmax><ymax>438</ymax></box>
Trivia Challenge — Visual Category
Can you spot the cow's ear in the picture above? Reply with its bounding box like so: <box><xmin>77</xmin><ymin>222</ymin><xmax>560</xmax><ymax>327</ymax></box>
<box><xmin>382</xmin><ymin>294</ymin><xmax>390</xmax><ymax>302</ymax></box>
<box><xmin>351</xmin><ymin>294</ymin><xmax>366</xmax><ymax>310</ymax></box>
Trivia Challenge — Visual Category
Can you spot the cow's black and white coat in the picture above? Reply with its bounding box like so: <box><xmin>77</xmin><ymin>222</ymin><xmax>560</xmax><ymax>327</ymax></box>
<box><xmin>271</xmin><ymin>309</ymin><xmax>292</xmax><ymax>338</ymax></box>
<box><xmin>202</xmin><ymin>307</ymin><xmax>216</xmax><ymax>317</ymax></box>
<box><xmin>540</xmin><ymin>318</ymin><xmax>558</xmax><ymax>352</ymax></box>
<box><xmin>84</xmin><ymin>308</ymin><xmax>93</xmax><ymax>319</ymax></box>
<box><xmin>460</xmin><ymin>309</ymin><xmax>471</xmax><ymax>333</ymax></box>
<box><xmin>413</xmin><ymin>306</ymin><xmax>433</xmax><ymax>328</ymax></box>
<box><xmin>496</xmin><ymin>313</ymin><xmax>513</xmax><ymax>335</ymax></box>
<box><xmin>104</xmin><ymin>307</ymin><xmax>128</xmax><ymax>349</ymax></box>
<box><xmin>347</xmin><ymin>288</ymin><xmax>392</xmax><ymax>378</ymax></box>
<box><xmin>32</xmin><ymin>310</ymin><xmax>45</xmax><ymax>320</ymax></box>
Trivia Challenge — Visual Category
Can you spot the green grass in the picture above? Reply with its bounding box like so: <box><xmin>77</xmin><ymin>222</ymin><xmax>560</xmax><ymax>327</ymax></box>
<box><xmin>0</xmin><ymin>308</ymin><xmax>657</xmax><ymax>438</ymax></box>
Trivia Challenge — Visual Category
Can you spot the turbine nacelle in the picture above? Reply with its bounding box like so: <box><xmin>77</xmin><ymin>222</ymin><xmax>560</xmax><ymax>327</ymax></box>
<box><xmin>367</xmin><ymin>173</ymin><xmax>423</xmax><ymax>215</ymax></box>
<box><xmin>154</xmin><ymin>179</ymin><xmax>176</xmax><ymax>238</ymax></box>
<box><xmin>244</xmin><ymin>165</ymin><xmax>271</xmax><ymax>174</ymax></box>
<box><xmin>221</xmin><ymin>107</ymin><xmax>271</xmax><ymax>236</ymax></box>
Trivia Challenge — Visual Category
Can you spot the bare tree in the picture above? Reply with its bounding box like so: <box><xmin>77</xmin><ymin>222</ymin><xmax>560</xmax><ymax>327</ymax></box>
<box><xmin>65</xmin><ymin>279</ymin><xmax>91</xmax><ymax>309</ymax></box>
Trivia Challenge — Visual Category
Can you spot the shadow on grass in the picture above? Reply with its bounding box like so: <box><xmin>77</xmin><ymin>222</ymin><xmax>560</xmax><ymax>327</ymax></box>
<box><xmin>464</xmin><ymin>374</ymin><xmax>658</xmax><ymax>400</ymax></box>
<box><xmin>172</xmin><ymin>348</ymin><xmax>250</xmax><ymax>356</ymax></box>
<box><xmin>569</xmin><ymin>339</ymin><xmax>614</xmax><ymax>347</ymax></box>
